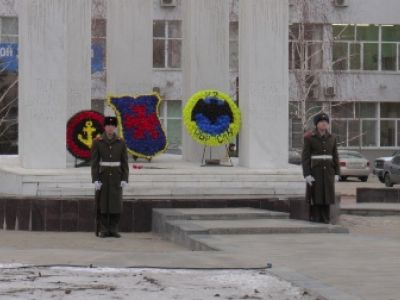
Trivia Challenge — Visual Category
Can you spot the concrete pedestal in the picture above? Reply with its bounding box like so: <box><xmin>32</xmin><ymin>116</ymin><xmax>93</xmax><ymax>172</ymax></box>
<box><xmin>239</xmin><ymin>0</ymin><xmax>289</xmax><ymax>169</ymax></box>
<box><xmin>18</xmin><ymin>0</ymin><xmax>91</xmax><ymax>169</ymax></box>
<box><xmin>182</xmin><ymin>0</ymin><xmax>230</xmax><ymax>163</ymax></box>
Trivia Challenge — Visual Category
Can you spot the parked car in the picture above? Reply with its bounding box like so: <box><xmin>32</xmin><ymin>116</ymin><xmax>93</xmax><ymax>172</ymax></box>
<box><xmin>374</xmin><ymin>150</ymin><xmax>400</xmax><ymax>183</ymax></box>
<box><xmin>380</xmin><ymin>154</ymin><xmax>400</xmax><ymax>187</ymax></box>
<box><xmin>338</xmin><ymin>150</ymin><xmax>371</xmax><ymax>182</ymax></box>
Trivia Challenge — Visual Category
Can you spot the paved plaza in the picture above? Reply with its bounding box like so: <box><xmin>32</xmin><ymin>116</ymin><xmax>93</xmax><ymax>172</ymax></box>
<box><xmin>1</xmin><ymin>211</ymin><xmax>399</xmax><ymax>300</ymax></box>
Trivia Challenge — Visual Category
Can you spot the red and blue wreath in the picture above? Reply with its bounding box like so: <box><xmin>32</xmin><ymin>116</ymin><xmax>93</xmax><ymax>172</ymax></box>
<box><xmin>108</xmin><ymin>94</ymin><xmax>167</xmax><ymax>159</ymax></box>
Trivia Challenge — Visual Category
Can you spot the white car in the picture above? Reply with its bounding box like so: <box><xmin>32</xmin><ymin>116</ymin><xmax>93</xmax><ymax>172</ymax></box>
<box><xmin>338</xmin><ymin>150</ymin><xmax>371</xmax><ymax>182</ymax></box>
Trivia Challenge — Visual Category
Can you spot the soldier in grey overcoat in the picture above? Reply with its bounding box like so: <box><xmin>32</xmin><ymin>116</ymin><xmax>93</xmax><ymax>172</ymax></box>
<box><xmin>302</xmin><ymin>113</ymin><xmax>340</xmax><ymax>223</ymax></box>
<box><xmin>91</xmin><ymin>116</ymin><xmax>129</xmax><ymax>238</ymax></box>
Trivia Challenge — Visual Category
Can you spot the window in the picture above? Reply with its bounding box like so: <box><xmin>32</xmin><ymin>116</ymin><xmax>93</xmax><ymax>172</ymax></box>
<box><xmin>333</xmin><ymin>25</ymin><xmax>355</xmax><ymax>41</ymax></box>
<box><xmin>91</xmin><ymin>19</ymin><xmax>106</xmax><ymax>106</ymax></box>
<box><xmin>287</xmin><ymin>101</ymin><xmax>400</xmax><ymax>149</ymax></box>
<box><xmin>392</xmin><ymin>156</ymin><xmax>400</xmax><ymax>165</ymax></box>
<box><xmin>332</xmin><ymin>119</ymin><xmax>347</xmax><ymax>147</ymax></box>
<box><xmin>332</xmin><ymin>102</ymin><xmax>354</xmax><ymax>119</ymax></box>
<box><xmin>382</xmin><ymin>25</ymin><xmax>400</xmax><ymax>41</ymax></box>
<box><xmin>361</xmin><ymin>120</ymin><xmax>377</xmax><ymax>146</ymax></box>
<box><xmin>380</xmin><ymin>120</ymin><xmax>396</xmax><ymax>146</ymax></box>
<box><xmin>331</xmin><ymin>118</ymin><xmax>360</xmax><ymax>147</ymax></box>
<box><xmin>333</xmin><ymin>24</ymin><xmax>400</xmax><ymax>72</ymax></box>
<box><xmin>381</xmin><ymin>103</ymin><xmax>400</xmax><ymax>118</ymax></box>
<box><xmin>289</xmin><ymin>117</ymin><xmax>303</xmax><ymax>149</ymax></box>
<box><xmin>349</xmin><ymin>43</ymin><xmax>361</xmax><ymax>70</ymax></box>
<box><xmin>332</xmin><ymin>43</ymin><xmax>348</xmax><ymax>70</ymax></box>
<box><xmin>363</xmin><ymin>43</ymin><xmax>378</xmax><ymax>70</ymax></box>
<box><xmin>356</xmin><ymin>102</ymin><xmax>376</xmax><ymax>118</ymax></box>
<box><xmin>153</xmin><ymin>20</ymin><xmax>182</xmax><ymax>69</ymax></box>
<box><xmin>348</xmin><ymin>120</ymin><xmax>360</xmax><ymax>147</ymax></box>
<box><xmin>328</xmin><ymin>102</ymin><xmax>400</xmax><ymax>148</ymax></box>
<box><xmin>330</xmin><ymin>102</ymin><xmax>378</xmax><ymax>148</ymax></box>
<box><xmin>0</xmin><ymin>17</ymin><xmax>18</xmax><ymax>155</ymax></box>
<box><xmin>0</xmin><ymin>17</ymin><xmax>18</xmax><ymax>73</ymax></box>
<box><xmin>229</xmin><ymin>22</ymin><xmax>239</xmax><ymax>71</ymax></box>
<box><xmin>397</xmin><ymin>121</ymin><xmax>400</xmax><ymax>147</ymax></box>
<box><xmin>289</xmin><ymin>102</ymin><xmax>302</xmax><ymax>149</ymax></box>
<box><xmin>380</xmin><ymin>103</ymin><xmax>400</xmax><ymax>147</ymax></box>
<box><xmin>0</xmin><ymin>17</ymin><xmax>18</xmax><ymax>43</ymax></box>
<box><xmin>158</xmin><ymin>100</ymin><xmax>182</xmax><ymax>152</ymax></box>
<box><xmin>91</xmin><ymin>18</ymin><xmax>106</xmax><ymax>74</ymax></box>
<box><xmin>289</xmin><ymin>24</ymin><xmax>323</xmax><ymax>70</ymax></box>
<box><xmin>356</xmin><ymin>25</ymin><xmax>379</xmax><ymax>41</ymax></box>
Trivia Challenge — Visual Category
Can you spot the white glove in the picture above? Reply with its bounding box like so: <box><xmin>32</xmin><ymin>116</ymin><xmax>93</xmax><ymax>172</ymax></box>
<box><xmin>94</xmin><ymin>181</ymin><xmax>102</xmax><ymax>191</ymax></box>
<box><xmin>305</xmin><ymin>175</ymin><xmax>315</xmax><ymax>186</ymax></box>
<box><xmin>120</xmin><ymin>181</ymin><xmax>128</xmax><ymax>189</ymax></box>
<box><xmin>335</xmin><ymin>175</ymin><xmax>340</xmax><ymax>182</ymax></box>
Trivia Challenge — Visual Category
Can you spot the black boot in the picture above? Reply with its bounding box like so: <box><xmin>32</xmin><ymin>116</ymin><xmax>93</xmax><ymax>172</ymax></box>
<box><xmin>109</xmin><ymin>232</ymin><xmax>121</xmax><ymax>238</ymax></box>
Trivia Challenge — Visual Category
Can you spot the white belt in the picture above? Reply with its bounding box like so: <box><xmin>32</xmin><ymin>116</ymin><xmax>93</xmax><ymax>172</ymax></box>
<box><xmin>311</xmin><ymin>155</ymin><xmax>333</xmax><ymax>160</ymax></box>
<box><xmin>100</xmin><ymin>161</ymin><xmax>121</xmax><ymax>167</ymax></box>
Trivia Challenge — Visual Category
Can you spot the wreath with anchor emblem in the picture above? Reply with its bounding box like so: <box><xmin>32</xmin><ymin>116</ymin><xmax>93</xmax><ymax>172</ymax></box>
<box><xmin>66</xmin><ymin>110</ymin><xmax>104</xmax><ymax>160</ymax></box>
<box><xmin>183</xmin><ymin>90</ymin><xmax>241</xmax><ymax>147</ymax></box>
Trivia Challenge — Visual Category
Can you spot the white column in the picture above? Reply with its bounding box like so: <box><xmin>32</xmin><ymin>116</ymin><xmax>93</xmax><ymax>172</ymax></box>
<box><xmin>239</xmin><ymin>0</ymin><xmax>289</xmax><ymax>168</ymax></box>
<box><xmin>106</xmin><ymin>0</ymin><xmax>153</xmax><ymax>101</ymax></box>
<box><xmin>182</xmin><ymin>0</ymin><xmax>230</xmax><ymax>162</ymax></box>
<box><xmin>18</xmin><ymin>0</ymin><xmax>91</xmax><ymax>169</ymax></box>
<box><xmin>66</xmin><ymin>1</ymin><xmax>92</xmax><ymax>166</ymax></box>
<box><xmin>66</xmin><ymin>1</ymin><xmax>92</xmax><ymax>116</ymax></box>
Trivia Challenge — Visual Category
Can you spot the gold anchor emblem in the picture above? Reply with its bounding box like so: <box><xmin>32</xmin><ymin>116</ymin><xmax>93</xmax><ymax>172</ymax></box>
<box><xmin>78</xmin><ymin>120</ymin><xmax>97</xmax><ymax>148</ymax></box>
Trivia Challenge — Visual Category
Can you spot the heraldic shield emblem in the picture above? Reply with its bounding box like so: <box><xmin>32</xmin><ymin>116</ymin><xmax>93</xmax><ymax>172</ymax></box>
<box><xmin>108</xmin><ymin>94</ymin><xmax>168</xmax><ymax>160</ymax></box>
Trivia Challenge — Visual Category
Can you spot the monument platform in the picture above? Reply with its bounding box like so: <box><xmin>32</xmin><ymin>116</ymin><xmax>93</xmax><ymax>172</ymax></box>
<box><xmin>0</xmin><ymin>154</ymin><xmax>306</xmax><ymax>232</ymax></box>
<box><xmin>0</xmin><ymin>154</ymin><xmax>305</xmax><ymax>199</ymax></box>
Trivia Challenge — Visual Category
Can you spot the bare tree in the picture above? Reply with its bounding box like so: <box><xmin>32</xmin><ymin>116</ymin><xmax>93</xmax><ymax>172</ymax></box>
<box><xmin>289</xmin><ymin>0</ymin><xmax>362</xmax><ymax>149</ymax></box>
<box><xmin>0</xmin><ymin>60</ymin><xmax>18</xmax><ymax>153</ymax></box>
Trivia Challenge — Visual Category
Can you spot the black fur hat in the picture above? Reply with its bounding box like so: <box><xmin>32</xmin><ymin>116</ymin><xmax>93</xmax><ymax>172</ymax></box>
<box><xmin>313</xmin><ymin>112</ymin><xmax>330</xmax><ymax>126</ymax></box>
<box><xmin>104</xmin><ymin>116</ymin><xmax>118</xmax><ymax>127</ymax></box>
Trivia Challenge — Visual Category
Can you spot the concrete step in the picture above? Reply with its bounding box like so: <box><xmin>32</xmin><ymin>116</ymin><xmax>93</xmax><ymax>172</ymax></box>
<box><xmin>23</xmin><ymin>174</ymin><xmax>303</xmax><ymax>184</ymax></box>
<box><xmin>34</xmin><ymin>180</ymin><xmax>300</xmax><ymax>189</ymax></box>
<box><xmin>152</xmin><ymin>208</ymin><xmax>349</xmax><ymax>251</ymax></box>
<box><xmin>34</xmin><ymin>185</ymin><xmax>301</xmax><ymax>198</ymax></box>
<box><xmin>153</xmin><ymin>208</ymin><xmax>289</xmax><ymax>221</ymax></box>
<box><xmin>169</xmin><ymin>219</ymin><xmax>349</xmax><ymax>235</ymax></box>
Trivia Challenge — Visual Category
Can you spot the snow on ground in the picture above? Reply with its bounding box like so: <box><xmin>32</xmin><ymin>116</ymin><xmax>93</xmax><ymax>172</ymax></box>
<box><xmin>0</xmin><ymin>265</ymin><xmax>317</xmax><ymax>300</ymax></box>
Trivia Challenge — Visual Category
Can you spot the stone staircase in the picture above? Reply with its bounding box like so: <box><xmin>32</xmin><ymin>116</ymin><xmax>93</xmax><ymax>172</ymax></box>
<box><xmin>152</xmin><ymin>208</ymin><xmax>349</xmax><ymax>250</ymax></box>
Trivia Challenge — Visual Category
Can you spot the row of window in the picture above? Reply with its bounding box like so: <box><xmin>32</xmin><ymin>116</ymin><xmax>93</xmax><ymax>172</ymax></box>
<box><xmin>290</xmin><ymin>102</ymin><xmax>400</xmax><ymax>149</ymax></box>
<box><xmin>289</xmin><ymin>24</ymin><xmax>400</xmax><ymax>72</ymax></box>
<box><xmin>3</xmin><ymin>17</ymin><xmax>400</xmax><ymax>73</ymax></box>
<box><xmin>333</xmin><ymin>25</ymin><xmax>400</xmax><ymax>71</ymax></box>
<box><xmin>152</xmin><ymin>20</ymin><xmax>240</xmax><ymax>70</ymax></box>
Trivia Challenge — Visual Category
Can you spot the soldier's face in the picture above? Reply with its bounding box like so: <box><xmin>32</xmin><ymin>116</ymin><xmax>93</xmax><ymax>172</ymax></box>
<box><xmin>105</xmin><ymin>125</ymin><xmax>116</xmax><ymax>135</ymax></box>
<box><xmin>317</xmin><ymin>120</ymin><xmax>329</xmax><ymax>131</ymax></box>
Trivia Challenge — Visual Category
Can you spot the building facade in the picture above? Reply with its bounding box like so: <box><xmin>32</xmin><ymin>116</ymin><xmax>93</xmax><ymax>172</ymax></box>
<box><xmin>0</xmin><ymin>0</ymin><xmax>399</xmax><ymax>162</ymax></box>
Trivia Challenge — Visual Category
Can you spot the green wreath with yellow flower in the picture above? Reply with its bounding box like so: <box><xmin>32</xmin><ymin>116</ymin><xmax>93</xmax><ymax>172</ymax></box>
<box><xmin>183</xmin><ymin>90</ymin><xmax>241</xmax><ymax>147</ymax></box>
